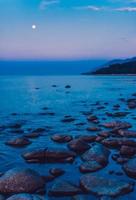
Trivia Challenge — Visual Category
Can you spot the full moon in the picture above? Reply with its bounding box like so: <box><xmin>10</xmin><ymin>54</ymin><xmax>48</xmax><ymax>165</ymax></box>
<box><xmin>32</xmin><ymin>24</ymin><xmax>36</xmax><ymax>30</ymax></box>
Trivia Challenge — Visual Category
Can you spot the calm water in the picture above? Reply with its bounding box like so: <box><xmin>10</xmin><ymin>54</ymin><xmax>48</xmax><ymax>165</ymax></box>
<box><xmin>0</xmin><ymin>75</ymin><xmax>136</xmax><ymax>199</ymax></box>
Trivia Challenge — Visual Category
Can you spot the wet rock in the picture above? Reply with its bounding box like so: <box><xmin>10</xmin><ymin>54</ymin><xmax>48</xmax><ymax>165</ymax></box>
<box><xmin>51</xmin><ymin>134</ymin><xmax>72</xmax><ymax>143</ymax></box>
<box><xmin>102</xmin><ymin>139</ymin><xmax>121</xmax><ymax>149</ymax></box>
<box><xmin>77</xmin><ymin>135</ymin><xmax>96</xmax><ymax>143</ymax></box>
<box><xmin>87</xmin><ymin>115</ymin><xmax>98</xmax><ymax>122</ymax></box>
<box><xmin>127</xmin><ymin>99</ymin><xmax>136</xmax><ymax>109</ymax></box>
<box><xmin>61</xmin><ymin>117</ymin><xmax>75</xmax><ymax>123</ymax></box>
<box><xmin>49</xmin><ymin>168</ymin><xmax>65</xmax><ymax>177</ymax></box>
<box><xmin>0</xmin><ymin>168</ymin><xmax>45</xmax><ymax>194</ymax></box>
<box><xmin>49</xmin><ymin>180</ymin><xmax>81</xmax><ymax>196</ymax></box>
<box><xmin>68</xmin><ymin>139</ymin><xmax>90</xmax><ymax>154</ymax></box>
<box><xmin>98</xmin><ymin>131</ymin><xmax>110</xmax><ymax>138</ymax></box>
<box><xmin>81</xmin><ymin>144</ymin><xmax>110</xmax><ymax>167</ymax></box>
<box><xmin>9</xmin><ymin>123</ymin><xmax>22</xmax><ymax>129</ymax></box>
<box><xmin>10</xmin><ymin>129</ymin><xmax>24</xmax><ymax>134</ymax></box>
<box><xmin>52</xmin><ymin>85</ymin><xmax>57</xmax><ymax>87</ymax></box>
<box><xmin>102</xmin><ymin>121</ymin><xmax>132</xmax><ymax>129</ymax></box>
<box><xmin>102</xmin><ymin>138</ymin><xmax>136</xmax><ymax>149</ymax></box>
<box><xmin>25</xmin><ymin>132</ymin><xmax>41</xmax><ymax>138</ymax></box>
<box><xmin>80</xmin><ymin>174</ymin><xmax>133</xmax><ymax>197</ymax></box>
<box><xmin>95</xmin><ymin>136</ymin><xmax>105</xmax><ymax>142</ymax></box>
<box><xmin>86</xmin><ymin>127</ymin><xmax>101</xmax><ymax>132</ymax></box>
<box><xmin>6</xmin><ymin>194</ymin><xmax>43</xmax><ymax>200</ymax></box>
<box><xmin>65</xmin><ymin>85</ymin><xmax>71</xmax><ymax>89</ymax></box>
<box><xmin>5</xmin><ymin>137</ymin><xmax>31</xmax><ymax>147</ymax></box>
<box><xmin>79</xmin><ymin>161</ymin><xmax>102</xmax><ymax>173</ymax></box>
<box><xmin>120</xmin><ymin>145</ymin><xmax>136</xmax><ymax>157</ymax></box>
<box><xmin>118</xmin><ymin>129</ymin><xmax>136</xmax><ymax>137</ymax></box>
<box><xmin>32</xmin><ymin>128</ymin><xmax>45</xmax><ymax>133</ymax></box>
<box><xmin>23</xmin><ymin>148</ymin><xmax>76</xmax><ymax>163</ymax></box>
<box><xmin>123</xmin><ymin>157</ymin><xmax>136</xmax><ymax>178</ymax></box>
<box><xmin>106</xmin><ymin>112</ymin><xmax>129</xmax><ymax>117</ymax></box>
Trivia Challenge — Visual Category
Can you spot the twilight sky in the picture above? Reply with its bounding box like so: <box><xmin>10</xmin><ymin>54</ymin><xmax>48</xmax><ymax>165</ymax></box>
<box><xmin>0</xmin><ymin>0</ymin><xmax>136</xmax><ymax>60</ymax></box>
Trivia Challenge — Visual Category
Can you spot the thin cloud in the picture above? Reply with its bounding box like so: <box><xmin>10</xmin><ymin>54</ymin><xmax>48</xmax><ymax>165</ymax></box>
<box><xmin>75</xmin><ymin>5</ymin><xmax>105</xmax><ymax>11</ymax></box>
<box><xmin>75</xmin><ymin>5</ymin><xmax>136</xmax><ymax>12</ymax></box>
<box><xmin>39</xmin><ymin>0</ymin><xmax>59</xmax><ymax>10</ymax></box>
<box><xmin>115</xmin><ymin>7</ymin><xmax>136</xmax><ymax>11</ymax></box>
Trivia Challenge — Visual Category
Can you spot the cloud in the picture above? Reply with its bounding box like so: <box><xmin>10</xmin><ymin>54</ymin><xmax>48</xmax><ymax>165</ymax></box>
<box><xmin>39</xmin><ymin>0</ymin><xmax>59</xmax><ymax>10</ymax></box>
<box><xmin>75</xmin><ymin>4</ymin><xmax>136</xmax><ymax>12</ymax></box>
<box><xmin>75</xmin><ymin>5</ymin><xmax>105</xmax><ymax>11</ymax></box>
<box><xmin>114</xmin><ymin>7</ymin><xmax>136</xmax><ymax>11</ymax></box>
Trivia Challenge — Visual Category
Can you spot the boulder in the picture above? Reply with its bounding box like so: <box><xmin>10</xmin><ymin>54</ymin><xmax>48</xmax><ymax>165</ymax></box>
<box><xmin>6</xmin><ymin>194</ymin><xmax>43</xmax><ymax>200</ymax></box>
<box><xmin>51</xmin><ymin>134</ymin><xmax>72</xmax><ymax>143</ymax></box>
<box><xmin>49</xmin><ymin>180</ymin><xmax>81</xmax><ymax>196</ymax></box>
<box><xmin>68</xmin><ymin>139</ymin><xmax>90</xmax><ymax>154</ymax></box>
<box><xmin>22</xmin><ymin>148</ymin><xmax>76</xmax><ymax>163</ymax></box>
<box><xmin>80</xmin><ymin>174</ymin><xmax>133</xmax><ymax>197</ymax></box>
<box><xmin>49</xmin><ymin>168</ymin><xmax>65</xmax><ymax>177</ymax></box>
<box><xmin>79</xmin><ymin>161</ymin><xmax>102</xmax><ymax>173</ymax></box>
<box><xmin>0</xmin><ymin>168</ymin><xmax>45</xmax><ymax>194</ymax></box>
<box><xmin>5</xmin><ymin>137</ymin><xmax>31</xmax><ymax>147</ymax></box>
<box><xmin>81</xmin><ymin>144</ymin><xmax>110</xmax><ymax>167</ymax></box>
<box><xmin>123</xmin><ymin>158</ymin><xmax>136</xmax><ymax>178</ymax></box>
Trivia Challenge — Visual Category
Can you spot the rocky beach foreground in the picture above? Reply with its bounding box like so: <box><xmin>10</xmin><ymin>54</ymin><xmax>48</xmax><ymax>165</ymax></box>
<box><xmin>0</xmin><ymin>76</ymin><xmax>136</xmax><ymax>200</ymax></box>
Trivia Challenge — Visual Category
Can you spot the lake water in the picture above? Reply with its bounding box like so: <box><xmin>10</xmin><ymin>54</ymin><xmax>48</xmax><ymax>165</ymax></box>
<box><xmin>0</xmin><ymin>75</ymin><xmax>136</xmax><ymax>199</ymax></box>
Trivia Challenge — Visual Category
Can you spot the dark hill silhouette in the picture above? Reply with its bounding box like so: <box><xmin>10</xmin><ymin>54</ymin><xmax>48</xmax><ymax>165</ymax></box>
<box><xmin>82</xmin><ymin>57</ymin><xmax>136</xmax><ymax>75</ymax></box>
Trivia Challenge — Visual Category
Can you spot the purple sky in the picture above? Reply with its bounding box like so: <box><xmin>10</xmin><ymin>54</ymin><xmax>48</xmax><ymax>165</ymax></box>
<box><xmin>0</xmin><ymin>0</ymin><xmax>136</xmax><ymax>60</ymax></box>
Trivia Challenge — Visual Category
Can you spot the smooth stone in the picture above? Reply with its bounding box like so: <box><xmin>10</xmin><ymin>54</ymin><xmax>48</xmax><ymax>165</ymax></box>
<box><xmin>123</xmin><ymin>157</ymin><xmax>136</xmax><ymax>178</ymax></box>
<box><xmin>68</xmin><ymin>139</ymin><xmax>90</xmax><ymax>154</ymax></box>
<box><xmin>23</xmin><ymin>148</ymin><xmax>76</xmax><ymax>163</ymax></box>
<box><xmin>81</xmin><ymin>144</ymin><xmax>110</xmax><ymax>167</ymax></box>
<box><xmin>49</xmin><ymin>168</ymin><xmax>65</xmax><ymax>177</ymax></box>
<box><xmin>6</xmin><ymin>194</ymin><xmax>43</xmax><ymax>200</ymax></box>
<box><xmin>5</xmin><ymin>137</ymin><xmax>31</xmax><ymax>147</ymax></box>
<box><xmin>65</xmin><ymin>85</ymin><xmax>71</xmax><ymax>89</ymax></box>
<box><xmin>86</xmin><ymin>127</ymin><xmax>101</xmax><ymax>132</ymax></box>
<box><xmin>0</xmin><ymin>168</ymin><xmax>45</xmax><ymax>194</ymax></box>
<box><xmin>87</xmin><ymin>115</ymin><xmax>98</xmax><ymax>122</ymax></box>
<box><xmin>79</xmin><ymin>161</ymin><xmax>103</xmax><ymax>173</ymax></box>
<box><xmin>61</xmin><ymin>118</ymin><xmax>75</xmax><ymax>123</ymax></box>
<box><xmin>120</xmin><ymin>145</ymin><xmax>136</xmax><ymax>157</ymax></box>
<box><xmin>77</xmin><ymin>135</ymin><xmax>96</xmax><ymax>143</ymax></box>
<box><xmin>102</xmin><ymin>121</ymin><xmax>132</xmax><ymax>129</ymax></box>
<box><xmin>80</xmin><ymin>174</ymin><xmax>133</xmax><ymax>197</ymax></box>
<box><xmin>118</xmin><ymin>129</ymin><xmax>136</xmax><ymax>137</ymax></box>
<box><xmin>49</xmin><ymin>180</ymin><xmax>81</xmax><ymax>196</ymax></box>
<box><xmin>51</xmin><ymin>134</ymin><xmax>73</xmax><ymax>143</ymax></box>
<box><xmin>25</xmin><ymin>132</ymin><xmax>41</xmax><ymax>138</ymax></box>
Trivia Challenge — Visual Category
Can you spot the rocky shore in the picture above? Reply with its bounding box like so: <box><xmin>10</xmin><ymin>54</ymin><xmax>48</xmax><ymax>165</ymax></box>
<box><xmin>1</xmin><ymin>82</ymin><xmax>136</xmax><ymax>200</ymax></box>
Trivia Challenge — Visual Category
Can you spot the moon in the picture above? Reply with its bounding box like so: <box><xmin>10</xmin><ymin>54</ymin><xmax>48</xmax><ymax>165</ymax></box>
<box><xmin>32</xmin><ymin>24</ymin><xmax>36</xmax><ymax>30</ymax></box>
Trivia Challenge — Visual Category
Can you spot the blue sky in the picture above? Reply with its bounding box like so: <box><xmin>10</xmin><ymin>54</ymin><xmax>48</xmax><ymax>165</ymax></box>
<box><xmin>0</xmin><ymin>0</ymin><xmax>136</xmax><ymax>60</ymax></box>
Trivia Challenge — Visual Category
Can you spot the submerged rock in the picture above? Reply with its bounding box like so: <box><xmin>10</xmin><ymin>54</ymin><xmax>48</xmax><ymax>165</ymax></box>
<box><xmin>61</xmin><ymin>118</ymin><xmax>75</xmax><ymax>123</ymax></box>
<box><xmin>80</xmin><ymin>174</ymin><xmax>133</xmax><ymax>197</ymax></box>
<box><xmin>81</xmin><ymin>144</ymin><xmax>110</xmax><ymax>167</ymax></box>
<box><xmin>0</xmin><ymin>168</ymin><xmax>45</xmax><ymax>194</ymax></box>
<box><xmin>5</xmin><ymin>137</ymin><xmax>31</xmax><ymax>147</ymax></box>
<box><xmin>49</xmin><ymin>180</ymin><xmax>81</xmax><ymax>196</ymax></box>
<box><xmin>6</xmin><ymin>194</ymin><xmax>43</xmax><ymax>200</ymax></box>
<box><xmin>22</xmin><ymin>148</ymin><xmax>76</xmax><ymax>163</ymax></box>
<box><xmin>123</xmin><ymin>157</ymin><xmax>136</xmax><ymax>178</ymax></box>
<box><xmin>102</xmin><ymin>121</ymin><xmax>132</xmax><ymax>129</ymax></box>
<box><xmin>68</xmin><ymin>139</ymin><xmax>90</xmax><ymax>154</ymax></box>
<box><xmin>120</xmin><ymin>145</ymin><xmax>136</xmax><ymax>157</ymax></box>
<box><xmin>51</xmin><ymin>134</ymin><xmax>72</xmax><ymax>143</ymax></box>
<box><xmin>79</xmin><ymin>161</ymin><xmax>102</xmax><ymax>173</ymax></box>
<box><xmin>49</xmin><ymin>168</ymin><xmax>65</xmax><ymax>177</ymax></box>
